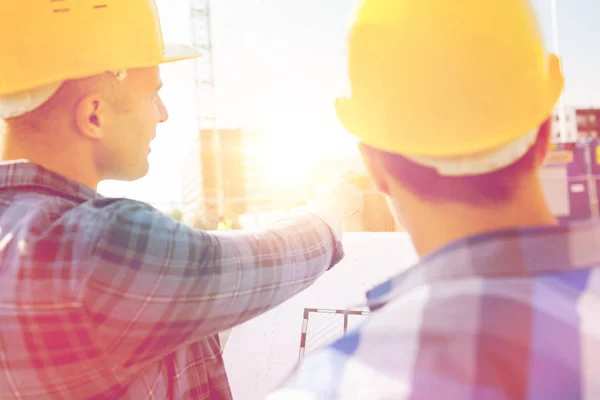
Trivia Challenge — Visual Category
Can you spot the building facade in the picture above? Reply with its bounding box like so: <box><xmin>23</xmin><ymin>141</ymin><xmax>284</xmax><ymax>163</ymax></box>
<box><xmin>181</xmin><ymin>128</ymin><xmax>272</xmax><ymax>228</ymax></box>
<box><xmin>575</xmin><ymin>108</ymin><xmax>600</xmax><ymax>138</ymax></box>
<box><xmin>551</xmin><ymin>107</ymin><xmax>600</xmax><ymax>142</ymax></box>
<box><xmin>551</xmin><ymin>107</ymin><xmax>579</xmax><ymax>143</ymax></box>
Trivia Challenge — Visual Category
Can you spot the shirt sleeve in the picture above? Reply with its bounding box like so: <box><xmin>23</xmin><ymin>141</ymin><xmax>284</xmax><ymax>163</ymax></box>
<box><xmin>80</xmin><ymin>199</ymin><xmax>344</xmax><ymax>369</ymax></box>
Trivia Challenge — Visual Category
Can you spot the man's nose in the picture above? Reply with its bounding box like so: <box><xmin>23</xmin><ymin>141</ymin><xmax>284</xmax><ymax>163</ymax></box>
<box><xmin>157</xmin><ymin>96</ymin><xmax>169</xmax><ymax>123</ymax></box>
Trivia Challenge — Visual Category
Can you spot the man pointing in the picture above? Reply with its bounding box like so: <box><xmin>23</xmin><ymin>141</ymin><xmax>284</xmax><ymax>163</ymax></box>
<box><xmin>0</xmin><ymin>1</ymin><xmax>362</xmax><ymax>399</ymax></box>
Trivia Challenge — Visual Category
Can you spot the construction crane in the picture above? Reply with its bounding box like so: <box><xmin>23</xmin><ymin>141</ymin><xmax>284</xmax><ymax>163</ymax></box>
<box><xmin>189</xmin><ymin>0</ymin><xmax>223</xmax><ymax>227</ymax></box>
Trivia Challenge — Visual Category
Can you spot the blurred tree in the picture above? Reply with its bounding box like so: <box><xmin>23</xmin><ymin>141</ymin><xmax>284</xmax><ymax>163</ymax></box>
<box><xmin>169</xmin><ymin>208</ymin><xmax>183</xmax><ymax>222</ymax></box>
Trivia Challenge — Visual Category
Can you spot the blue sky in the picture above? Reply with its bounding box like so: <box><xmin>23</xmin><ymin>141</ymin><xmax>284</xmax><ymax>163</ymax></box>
<box><xmin>533</xmin><ymin>0</ymin><xmax>600</xmax><ymax>106</ymax></box>
<box><xmin>99</xmin><ymin>0</ymin><xmax>600</xmax><ymax>207</ymax></box>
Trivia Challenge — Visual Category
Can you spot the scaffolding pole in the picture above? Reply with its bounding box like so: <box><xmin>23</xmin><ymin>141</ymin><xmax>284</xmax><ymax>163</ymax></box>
<box><xmin>190</xmin><ymin>0</ymin><xmax>223</xmax><ymax>225</ymax></box>
<box><xmin>550</xmin><ymin>0</ymin><xmax>568</xmax><ymax>143</ymax></box>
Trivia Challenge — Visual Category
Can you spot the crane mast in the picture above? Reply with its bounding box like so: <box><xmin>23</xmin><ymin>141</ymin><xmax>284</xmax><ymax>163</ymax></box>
<box><xmin>190</xmin><ymin>0</ymin><xmax>222</xmax><ymax>226</ymax></box>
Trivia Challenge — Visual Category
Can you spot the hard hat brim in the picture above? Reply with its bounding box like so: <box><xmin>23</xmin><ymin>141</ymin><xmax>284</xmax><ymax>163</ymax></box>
<box><xmin>0</xmin><ymin>43</ymin><xmax>202</xmax><ymax>97</ymax></box>
<box><xmin>162</xmin><ymin>43</ymin><xmax>202</xmax><ymax>64</ymax></box>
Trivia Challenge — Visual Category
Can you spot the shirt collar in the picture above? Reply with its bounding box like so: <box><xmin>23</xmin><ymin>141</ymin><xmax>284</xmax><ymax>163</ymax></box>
<box><xmin>366</xmin><ymin>221</ymin><xmax>600</xmax><ymax>311</ymax></box>
<box><xmin>0</xmin><ymin>160</ymin><xmax>103</xmax><ymax>203</ymax></box>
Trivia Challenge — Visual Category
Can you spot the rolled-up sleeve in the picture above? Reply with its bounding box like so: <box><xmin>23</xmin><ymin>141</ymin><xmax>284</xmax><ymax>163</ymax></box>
<box><xmin>80</xmin><ymin>200</ymin><xmax>343</xmax><ymax>368</ymax></box>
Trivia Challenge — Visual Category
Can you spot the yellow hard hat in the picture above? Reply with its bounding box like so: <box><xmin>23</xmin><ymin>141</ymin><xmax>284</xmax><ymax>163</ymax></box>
<box><xmin>337</xmin><ymin>0</ymin><xmax>564</xmax><ymax>158</ymax></box>
<box><xmin>0</xmin><ymin>0</ymin><xmax>200</xmax><ymax>96</ymax></box>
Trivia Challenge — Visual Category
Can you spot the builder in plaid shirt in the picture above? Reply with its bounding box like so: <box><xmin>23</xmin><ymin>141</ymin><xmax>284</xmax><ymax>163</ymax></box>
<box><xmin>0</xmin><ymin>1</ymin><xmax>363</xmax><ymax>399</ymax></box>
<box><xmin>269</xmin><ymin>0</ymin><xmax>600</xmax><ymax>399</ymax></box>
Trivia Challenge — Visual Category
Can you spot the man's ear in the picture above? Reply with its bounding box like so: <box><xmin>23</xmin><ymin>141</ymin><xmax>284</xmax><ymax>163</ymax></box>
<box><xmin>358</xmin><ymin>142</ymin><xmax>391</xmax><ymax>196</ymax></box>
<box><xmin>75</xmin><ymin>95</ymin><xmax>106</xmax><ymax>140</ymax></box>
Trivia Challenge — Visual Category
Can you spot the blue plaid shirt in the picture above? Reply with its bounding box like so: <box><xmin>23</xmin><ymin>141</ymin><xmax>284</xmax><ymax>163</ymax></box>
<box><xmin>268</xmin><ymin>222</ymin><xmax>600</xmax><ymax>399</ymax></box>
<box><xmin>0</xmin><ymin>160</ymin><xmax>344</xmax><ymax>399</ymax></box>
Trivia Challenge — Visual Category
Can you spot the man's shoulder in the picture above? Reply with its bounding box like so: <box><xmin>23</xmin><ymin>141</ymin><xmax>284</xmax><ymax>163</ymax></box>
<box><xmin>0</xmin><ymin>192</ymin><xmax>169</xmax><ymax>256</ymax></box>
<box><xmin>350</xmin><ymin>274</ymin><xmax>579</xmax><ymax>356</ymax></box>
<box><xmin>272</xmin><ymin>272</ymin><xmax>591</xmax><ymax>399</ymax></box>
<box><xmin>0</xmin><ymin>191</ymin><xmax>157</xmax><ymax>228</ymax></box>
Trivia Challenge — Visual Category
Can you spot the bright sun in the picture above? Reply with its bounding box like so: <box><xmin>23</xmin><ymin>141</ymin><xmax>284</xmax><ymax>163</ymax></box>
<box><xmin>259</xmin><ymin>101</ymin><xmax>360</xmax><ymax>187</ymax></box>
<box><xmin>262</xmin><ymin>136</ymin><xmax>319</xmax><ymax>185</ymax></box>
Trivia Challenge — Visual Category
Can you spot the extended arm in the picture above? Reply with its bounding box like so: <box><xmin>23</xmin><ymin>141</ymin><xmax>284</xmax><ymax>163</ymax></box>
<box><xmin>81</xmin><ymin>190</ymin><xmax>357</xmax><ymax>369</ymax></box>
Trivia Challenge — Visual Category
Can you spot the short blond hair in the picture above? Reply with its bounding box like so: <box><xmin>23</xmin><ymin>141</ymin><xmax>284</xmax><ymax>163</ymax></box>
<box><xmin>5</xmin><ymin>72</ymin><xmax>130</xmax><ymax>134</ymax></box>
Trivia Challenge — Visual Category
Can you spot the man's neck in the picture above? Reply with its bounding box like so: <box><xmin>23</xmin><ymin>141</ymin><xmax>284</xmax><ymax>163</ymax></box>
<box><xmin>397</xmin><ymin>179</ymin><xmax>558</xmax><ymax>258</ymax></box>
<box><xmin>1</xmin><ymin>132</ymin><xmax>100</xmax><ymax>190</ymax></box>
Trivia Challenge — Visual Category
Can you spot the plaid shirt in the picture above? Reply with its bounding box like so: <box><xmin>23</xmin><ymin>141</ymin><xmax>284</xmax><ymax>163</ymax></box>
<box><xmin>0</xmin><ymin>160</ymin><xmax>344</xmax><ymax>399</ymax></box>
<box><xmin>268</xmin><ymin>222</ymin><xmax>600</xmax><ymax>399</ymax></box>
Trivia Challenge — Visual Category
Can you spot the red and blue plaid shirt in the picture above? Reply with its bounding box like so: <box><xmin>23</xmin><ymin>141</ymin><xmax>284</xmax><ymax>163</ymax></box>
<box><xmin>269</xmin><ymin>222</ymin><xmax>600</xmax><ymax>399</ymax></box>
<box><xmin>0</xmin><ymin>160</ymin><xmax>344</xmax><ymax>399</ymax></box>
